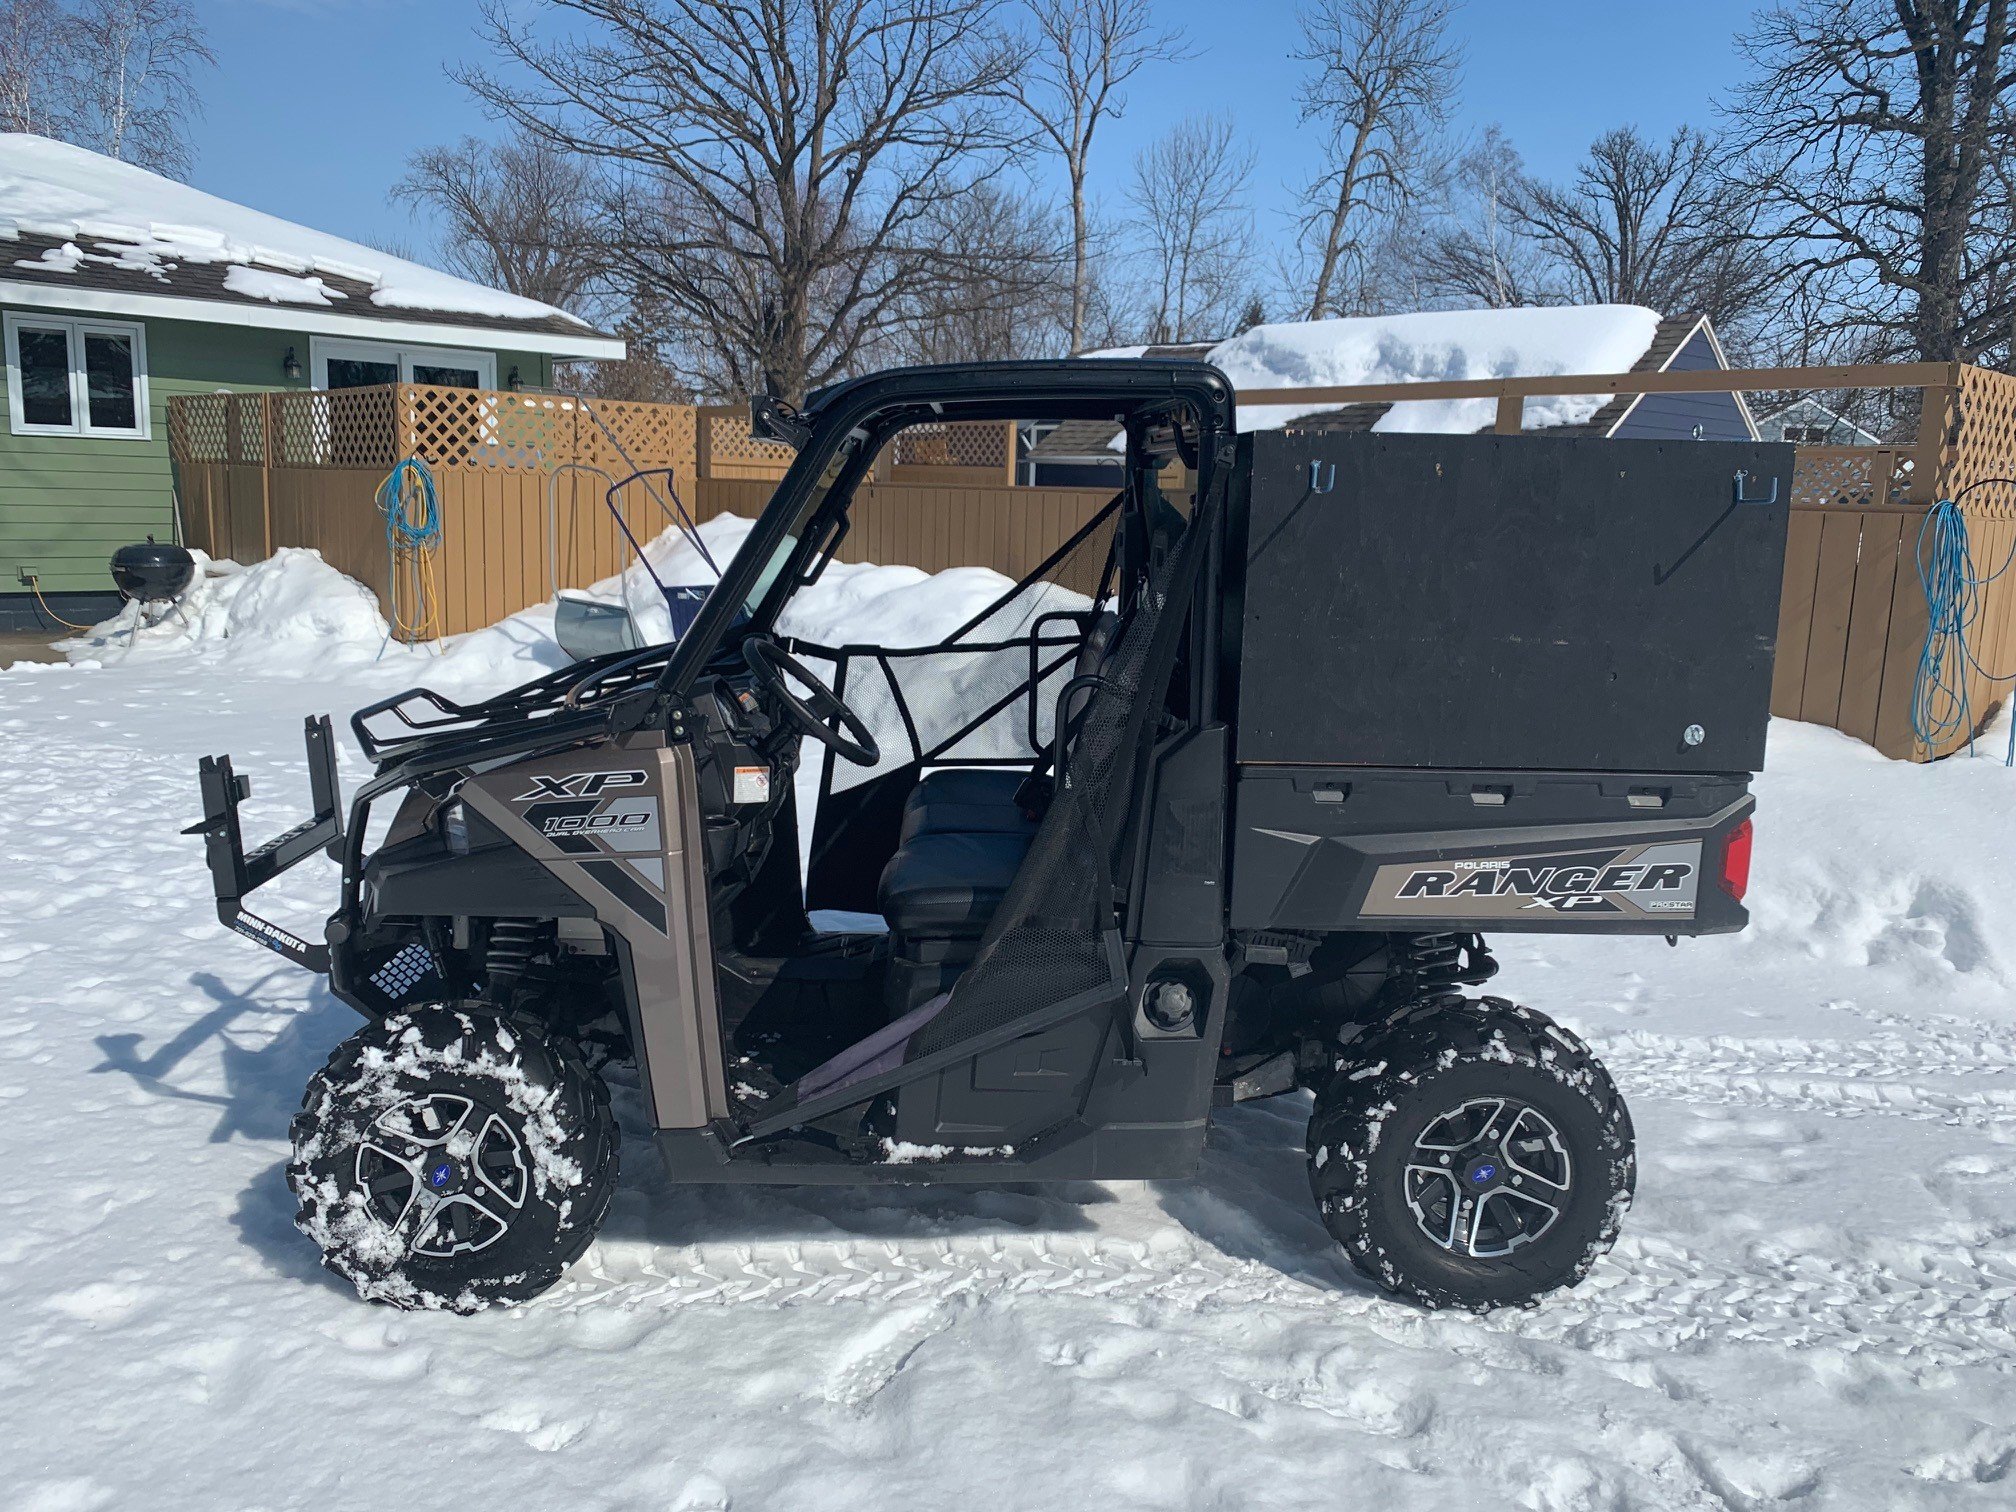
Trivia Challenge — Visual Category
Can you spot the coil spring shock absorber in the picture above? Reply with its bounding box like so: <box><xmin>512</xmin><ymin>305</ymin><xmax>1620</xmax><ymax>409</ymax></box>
<box><xmin>1393</xmin><ymin>932</ymin><xmax>1499</xmax><ymax>1004</ymax></box>
<box><xmin>484</xmin><ymin>918</ymin><xmax>544</xmax><ymax>1002</ymax></box>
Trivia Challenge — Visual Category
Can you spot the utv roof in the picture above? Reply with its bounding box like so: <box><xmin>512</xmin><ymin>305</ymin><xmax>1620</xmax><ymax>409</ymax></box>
<box><xmin>803</xmin><ymin>358</ymin><xmax>1235</xmax><ymax>427</ymax></box>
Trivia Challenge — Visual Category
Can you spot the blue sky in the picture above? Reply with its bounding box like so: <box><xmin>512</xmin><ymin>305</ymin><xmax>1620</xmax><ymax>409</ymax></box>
<box><xmin>195</xmin><ymin>0</ymin><xmax>1763</xmax><ymax>266</ymax></box>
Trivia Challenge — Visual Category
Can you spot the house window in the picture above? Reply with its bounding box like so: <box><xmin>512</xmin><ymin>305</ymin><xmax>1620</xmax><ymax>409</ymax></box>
<box><xmin>5</xmin><ymin>312</ymin><xmax>149</xmax><ymax>438</ymax></box>
<box><xmin>310</xmin><ymin>338</ymin><xmax>496</xmax><ymax>391</ymax></box>
<box><xmin>1783</xmin><ymin>425</ymin><xmax>1829</xmax><ymax>444</ymax></box>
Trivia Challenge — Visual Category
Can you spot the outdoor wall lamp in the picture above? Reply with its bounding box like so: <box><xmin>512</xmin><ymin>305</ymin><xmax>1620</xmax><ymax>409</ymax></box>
<box><xmin>282</xmin><ymin>346</ymin><xmax>303</xmax><ymax>381</ymax></box>
<box><xmin>507</xmin><ymin>365</ymin><xmax>522</xmax><ymax>391</ymax></box>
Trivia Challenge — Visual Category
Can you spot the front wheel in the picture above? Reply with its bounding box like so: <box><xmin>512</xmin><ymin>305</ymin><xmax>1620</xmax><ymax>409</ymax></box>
<box><xmin>288</xmin><ymin>1003</ymin><xmax>619</xmax><ymax>1312</ymax></box>
<box><xmin>1307</xmin><ymin>997</ymin><xmax>1633</xmax><ymax>1311</ymax></box>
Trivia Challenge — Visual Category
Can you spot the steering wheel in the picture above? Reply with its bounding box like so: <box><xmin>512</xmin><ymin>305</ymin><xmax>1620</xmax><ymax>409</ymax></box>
<box><xmin>742</xmin><ymin>636</ymin><xmax>880</xmax><ymax>767</ymax></box>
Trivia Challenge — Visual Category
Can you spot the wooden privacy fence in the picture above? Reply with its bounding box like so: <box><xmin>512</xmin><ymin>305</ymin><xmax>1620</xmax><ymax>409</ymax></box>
<box><xmin>170</xmin><ymin>365</ymin><xmax>2016</xmax><ymax>760</ymax></box>
<box><xmin>169</xmin><ymin>386</ymin><xmax>1100</xmax><ymax>635</ymax></box>
<box><xmin>172</xmin><ymin>386</ymin><xmax>704</xmax><ymax>629</ymax></box>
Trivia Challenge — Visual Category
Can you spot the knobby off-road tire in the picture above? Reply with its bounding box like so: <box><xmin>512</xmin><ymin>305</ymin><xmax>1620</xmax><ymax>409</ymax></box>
<box><xmin>289</xmin><ymin>1003</ymin><xmax>619</xmax><ymax>1313</ymax></box>
<box><xmin>1307</xmin><ymin>997</ymin><xmax>1634</xmax><ymax>1312</ymax></box>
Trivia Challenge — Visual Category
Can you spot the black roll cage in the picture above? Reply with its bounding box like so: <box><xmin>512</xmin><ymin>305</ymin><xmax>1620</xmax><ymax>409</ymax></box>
<box><xmin>657</xmin><ymin>360</ymin><xmax>1238</xmax><ymax>700</ymax></box>
<box><xmin>299</xmin><ymin>362</ymin><xmax>1235</xmax><ymax>973</ymax></box>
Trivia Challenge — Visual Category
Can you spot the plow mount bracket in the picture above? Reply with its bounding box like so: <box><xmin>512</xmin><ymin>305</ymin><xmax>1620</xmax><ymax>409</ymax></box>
<box><xmin>184</xmin><ymin>715</ymin><xmax>344</xmax><ymax>973</ymax></box>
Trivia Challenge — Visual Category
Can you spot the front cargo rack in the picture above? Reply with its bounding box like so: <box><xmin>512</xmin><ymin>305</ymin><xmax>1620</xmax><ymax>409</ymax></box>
<box><xmin>350</xmin><ymin>643</ymin><xmax>677</xmax><ymax>765</ymax></box>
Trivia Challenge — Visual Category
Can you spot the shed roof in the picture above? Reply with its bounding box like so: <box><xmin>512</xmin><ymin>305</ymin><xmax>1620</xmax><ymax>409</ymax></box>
<box><xmin>1027</xmin><ymin>417</ymin><xmax>1134</xmax><ymax>463</ymax></box>
<box><xmin>0</xmin><ymin>134</ymin><xmax>623</xmax><ymax>360</ymax></box>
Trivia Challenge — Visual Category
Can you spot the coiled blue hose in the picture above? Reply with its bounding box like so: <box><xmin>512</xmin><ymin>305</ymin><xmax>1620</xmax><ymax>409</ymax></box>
<box><xmin>1912</xmin><ymin>487</ymin><xmax>2016</xmax><ymax>761</ymax></box>
<box><xmin>375</xmin><ymin>457</ymin><xmax>444</xmax><ymax>652</ymax></box>
<box><xmin>378</xmin><ymin>458</ymin><xmax>442</xmax><ymax>550</ymax></box>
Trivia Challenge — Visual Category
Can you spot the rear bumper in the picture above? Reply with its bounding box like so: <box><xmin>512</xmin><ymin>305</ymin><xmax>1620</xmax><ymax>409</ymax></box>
<box><xmin>1230</xmin><ymin>765</ymin><xmax>1756</xmax><ymax>936</ymax></box>
<box><xmin>183</xmin><ymin>716</ymin><xmax>344</xmax><ymax>972</ymax></box>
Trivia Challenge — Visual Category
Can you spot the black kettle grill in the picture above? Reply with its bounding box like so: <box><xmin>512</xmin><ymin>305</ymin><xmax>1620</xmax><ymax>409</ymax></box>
<box><xmin>111</xmin><ymin>537</ymin><xmax>195</xmax><ymax>604</ymax></box>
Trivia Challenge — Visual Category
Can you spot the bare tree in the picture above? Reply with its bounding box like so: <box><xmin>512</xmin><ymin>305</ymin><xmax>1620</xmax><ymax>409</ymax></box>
<box><xmin>1413</xmin><ymin>125</ymin><xmax>1553</xmax><ymax>308</ymax></box>
<box><xmin>880</xmin><ymin>179</ymin><xmax>1073</xmax><ymax>364</ymax></box>
<box><xmin>1508</xmin><ymin>125</ymin><xmax>1772</xmax><ymax>327</ymax></box>
<box><xmin>1723</xmin><ymin>0</ymin><xmax>2016</xmax><ymax>363</ymax></box>
<box><xmin>561</xmin><ymin>291</ymin><xmax>694</xmax><ymax>403</ymax></box>
<box><xmin>0</xmin><ymin>0</ymin><xmax>78</xmax><ymax>138</ymax></box>
<box><xmin>459</xmin><ymin>0</ymin><xmax>1027</xmax><ymax>402</ymax></box>
<box><xmin>1291</xmin><ymin>0</ymin><xmax>1459</xmax><ymax>320</ymax></box>
<box><xmin>1008</xmin><ymin>0</ymin><xmax>1189</xmax><ymax>353</ymax></box>
<box><xmin>1128</xmin><ymin>115</ymin><xmax>1257</xmax><ymax>344</ymax></box>
<box><xmin>69</xmin><ymin>0</ymin><xmax>212</xmax><ymax>177</ymax></box>
<box><xmin>395</xmin><ymin>137</ymin><xmax>602</xmax><ymax>310</ymax></box>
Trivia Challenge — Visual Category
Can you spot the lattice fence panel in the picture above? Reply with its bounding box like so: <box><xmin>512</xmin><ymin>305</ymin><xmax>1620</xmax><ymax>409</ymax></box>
<box><xmin>318</xmin><ymin>386</ymin><xmax>400</xmax><ymax>469</ymax></box>
<box><xmin>168</xmin><ymin>393</ymin><xmax>230</xmax><ymax>463</ymax></box>
<box><xmin>579</xmin><ymin>396</ymin><xmax>698</xmax><ymax>478</ymax></box>
<box><xmin>702</xmin><ymin>405</ymin><xmax>794</xmax><ymax>475</ymax></box>
<box><xmin>1948</xmin><ymin>367</ymin><xmax>2016</xmax><ymax>522</ymax></box>
<box><xmin>891</xmin><ymin>420</ymin><xmax>1011</xmax><ymax>471</ymax></box>
<box><xmin>1791</xmin><ymin>446</ymin><xmax>1913</xmax><ymax>510</ymax></box>
<box><xmin>404</xmin><ymin>384</ymin><xmax>509</xmax><ymax>469</ymax></box>
<box><xmin>236</xmin><ymin>396</ymin><xmax>270</xmax><ymax>465</ymax></box>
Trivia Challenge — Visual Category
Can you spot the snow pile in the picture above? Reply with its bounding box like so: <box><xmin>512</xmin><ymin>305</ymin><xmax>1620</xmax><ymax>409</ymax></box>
<box><xmin>1093</xmin><ymin>305</ymin><xmax>1665</xmax><ymax>435</ymax></box>
<box><xmin>431</xmin><ymin>512</ymin><xmax>1080</xmax><ymax>701</ymax></box>
<box><xmin>0</xmin><ymin>133</ymin><xmax>587</xmax><ymax>326</ymax></box>
<box><xmin>1737</xmin><ymin>717</ymin><xmax>2016</xmax><ymax>987</ymax></box>
<box><xmin>60</xmin><ymin>548</ymin><xmax>392</xmax><ymax>668</ymax></box>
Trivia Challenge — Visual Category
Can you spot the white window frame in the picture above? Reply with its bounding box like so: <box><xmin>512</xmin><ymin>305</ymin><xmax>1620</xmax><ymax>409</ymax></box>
<box><xmin>309</xmin><ymin>337</ymin><xmax>496</xmax><ymax>391</ymax></box>
<box><xmin>5</xmin><ymin>311</ymin><xmax>151</xmax><ymax>439</ymax></box>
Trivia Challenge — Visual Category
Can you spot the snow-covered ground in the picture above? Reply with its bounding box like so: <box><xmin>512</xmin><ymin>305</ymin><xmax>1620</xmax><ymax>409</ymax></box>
<box><xmin>4</xmin><ymin>548</ymin><xmax>2016</xmax><ymax>1511</ymax></box>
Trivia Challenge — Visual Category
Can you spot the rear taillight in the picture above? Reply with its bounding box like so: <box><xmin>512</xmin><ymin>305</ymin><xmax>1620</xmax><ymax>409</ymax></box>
<box><xmin>1719</xmin><ymin>818</ymin><xmax>1753</xmax><ymax>900</ymax></box>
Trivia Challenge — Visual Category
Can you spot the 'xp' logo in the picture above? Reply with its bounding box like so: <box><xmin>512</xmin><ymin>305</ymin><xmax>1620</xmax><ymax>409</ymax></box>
<box><xmin>514</xmin><ymin>769</ymin><xmax>649</xmax><ymax>801</ymax></box>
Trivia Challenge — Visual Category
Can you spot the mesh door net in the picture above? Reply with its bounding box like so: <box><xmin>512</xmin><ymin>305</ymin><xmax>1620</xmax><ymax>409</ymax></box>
<box><xmin>907</xmin><ymin>490</ymin><xmax>1215</xmax><ymax>1056</ymax></box>
<box><xmin>784</xmin><ymin>496</ymin><xmax>1123</xmax><ymax>799</ymax></box>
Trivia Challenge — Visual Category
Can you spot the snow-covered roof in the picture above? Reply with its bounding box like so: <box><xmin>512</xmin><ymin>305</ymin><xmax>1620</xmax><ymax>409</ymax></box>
<box><xmin>1088</xmin><ymin>305</ymin><xmax>1670</xmax><ymax>434</ymax></box>
<box><xmin>0</xmin><ymin>134</ymin><xmax>623</xmax><ymax>360</ymax></box>
<box><xmin>1756</xmin><ymin>398</ymin><xmax>1885</xmax><ymax>447</ymax></box>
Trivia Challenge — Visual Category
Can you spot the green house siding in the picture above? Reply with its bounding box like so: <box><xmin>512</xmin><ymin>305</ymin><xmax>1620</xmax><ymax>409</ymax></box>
<box><xmin>0</xmin><ymin>307</ymin><xmax>554</xmax><ymax>593</ymax></box>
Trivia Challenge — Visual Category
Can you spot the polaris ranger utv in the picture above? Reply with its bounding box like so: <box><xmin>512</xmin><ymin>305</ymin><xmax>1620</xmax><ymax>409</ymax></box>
<box><xmin>189</xmin><ymin>360</ymin><xmax>1786</xmax><ymax>1313</ymax></box>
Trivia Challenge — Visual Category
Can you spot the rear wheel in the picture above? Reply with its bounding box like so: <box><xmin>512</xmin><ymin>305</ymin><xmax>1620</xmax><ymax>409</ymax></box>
<box><xmin>288</xmin><ymin>1003</ymin><xmax>618</xmax><ymax>1312</ymax></box>
<box><xmin>1307</xmin><ymin>997</ymin><xmax>1633</xmax><ymax>1311</ymax></box>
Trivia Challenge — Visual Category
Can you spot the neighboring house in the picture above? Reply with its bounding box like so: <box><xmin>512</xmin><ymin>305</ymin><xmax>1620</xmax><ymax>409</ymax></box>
<box><xmin>1756</xmin><ymin>398</ymin><xmax>1885</xmax><ymax>447</ymax></box>
<box><xmin>0</xmin><ymin>134</ymin><xmax>623</xmax><ymax>628</ymax></box>
<box><xmin>1031</xmin><ymin>308</ymin><xmax>1755</xmax><ymax>487</ymax></box>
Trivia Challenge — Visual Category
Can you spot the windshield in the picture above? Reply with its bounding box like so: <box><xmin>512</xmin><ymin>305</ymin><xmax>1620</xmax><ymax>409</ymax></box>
<box><xmin>738</xmin><ymin>447</ymin><xmax>849</xmax><ymax>618</ymax></box>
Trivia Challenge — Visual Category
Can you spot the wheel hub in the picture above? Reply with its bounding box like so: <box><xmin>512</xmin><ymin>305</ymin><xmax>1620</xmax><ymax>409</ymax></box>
<box><xmin>354</xmin><ymin>1093</ymin><xmax>530</xmax><ymax>1259</ymax></box>
<box><xmin>1404</xmin><ymin>1097</ymin><xmax>1572</xmax><ymax>1258</ymax></box>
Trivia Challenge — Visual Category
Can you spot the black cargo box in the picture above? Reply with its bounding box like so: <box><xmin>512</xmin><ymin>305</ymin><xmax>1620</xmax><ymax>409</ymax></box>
<box><xmin>1229</xmin><ymin>431</ymin><xmax>1792</xmax><ymax>774</ymax></box>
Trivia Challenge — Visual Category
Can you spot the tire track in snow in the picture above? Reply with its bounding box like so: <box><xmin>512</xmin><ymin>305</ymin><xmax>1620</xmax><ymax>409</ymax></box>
<box><xmin>536</xmin><ymin>1226</ymin><xmax>2016</xmax><ymax>1369</ymax></box>
<box><xmin>1596</xmin><ymin>1028</ymin><xmax>2016</xmax><ymax>1127</ymax></box>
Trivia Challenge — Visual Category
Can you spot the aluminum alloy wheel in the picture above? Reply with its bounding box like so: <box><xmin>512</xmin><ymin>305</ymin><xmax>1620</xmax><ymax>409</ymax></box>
<box><xmin>354</xmin><ymin>1093</ymin><xmax>530</xmax><ymax>1259</ymax></box>
<box><xmin>1403</xmin><ymin>1096</ymin><xmax>1572</xmax><ymax>1258</ymax></box>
